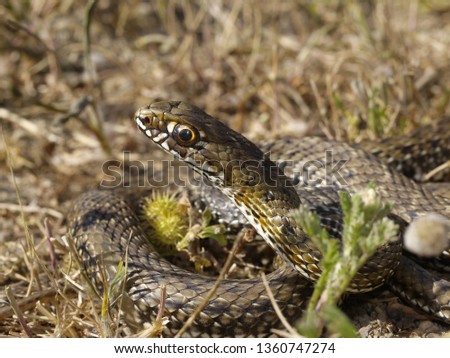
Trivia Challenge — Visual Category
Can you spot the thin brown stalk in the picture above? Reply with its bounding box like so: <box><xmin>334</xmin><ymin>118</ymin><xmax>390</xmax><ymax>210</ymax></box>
<box><xmin>174</xmin><ymin>229</ymin><xmax>246</xmax><ymax>338</ymax></box>
<box><xmin>44</xmin><ymin>218</ymin><xmax>58</xmax><ymax>276</ymax></box>
<box><xmin>261</xmin><ymin>272</ymin><xmax>301</xmax><ymax>337</ymax></box>
<box><xmin>5</xmin><ymin>287</ymin><xmax>33</xmax><ymax>337</ymax></box>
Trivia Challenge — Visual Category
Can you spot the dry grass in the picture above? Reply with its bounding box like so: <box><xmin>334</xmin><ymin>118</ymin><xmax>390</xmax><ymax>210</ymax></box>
<box><xmin>1</xmin><ymin>0</ymin><xmax>449</xmax><ymax>337</ymax></box>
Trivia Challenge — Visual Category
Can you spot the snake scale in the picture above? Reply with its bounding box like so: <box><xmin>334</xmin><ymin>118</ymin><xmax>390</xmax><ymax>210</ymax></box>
<box><xmin>69</xmin><ymin>101</ymin><xmax>450</xmax><ymax>337</ymax></box>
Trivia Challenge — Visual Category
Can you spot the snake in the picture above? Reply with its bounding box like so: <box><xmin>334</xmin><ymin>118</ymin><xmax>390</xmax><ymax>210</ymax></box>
<box><xmin>68</xmin><ymin>101</ymin><xmax>450</xmax><ymax>337</ymax></box>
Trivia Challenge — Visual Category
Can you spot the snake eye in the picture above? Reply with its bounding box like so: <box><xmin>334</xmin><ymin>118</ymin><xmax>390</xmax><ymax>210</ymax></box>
<box><xmin>173</xmin><ymin>124</ymin><xmax>199</xmax><ymax>146</ymax></box>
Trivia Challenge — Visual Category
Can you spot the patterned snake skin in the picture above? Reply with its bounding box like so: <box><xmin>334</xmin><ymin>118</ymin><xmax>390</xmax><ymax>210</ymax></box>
<box><xmin>68</xmin><ymin>101</ymin><xmax>450</xmax><ymax>337</ymax></box>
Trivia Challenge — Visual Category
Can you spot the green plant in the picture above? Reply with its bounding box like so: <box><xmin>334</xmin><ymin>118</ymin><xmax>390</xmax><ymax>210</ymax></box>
<box><xmin>292</xmin><ymin>187</ymin><xmax>399</xmax><ymax>337</ymax></box>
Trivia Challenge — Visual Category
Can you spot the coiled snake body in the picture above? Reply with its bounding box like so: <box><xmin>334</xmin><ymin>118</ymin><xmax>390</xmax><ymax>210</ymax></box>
<box><xmin>69</xmin><ymin>101</ymin><xmax>450</xmax><ymax>337</ymax></box>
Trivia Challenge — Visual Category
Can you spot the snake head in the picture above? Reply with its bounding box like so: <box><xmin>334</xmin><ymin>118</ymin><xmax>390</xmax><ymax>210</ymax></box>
<box><xmin>134</xmin><ymin>101</ymin><xmax>276</xmax><ymax>187</ymax></box>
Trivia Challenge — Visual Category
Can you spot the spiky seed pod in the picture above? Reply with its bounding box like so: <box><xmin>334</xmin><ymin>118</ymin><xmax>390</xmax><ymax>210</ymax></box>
<box><xmin>141</xmin><ymin>192</ymin><xmax>189</xmax><ymax>247</ymax></box>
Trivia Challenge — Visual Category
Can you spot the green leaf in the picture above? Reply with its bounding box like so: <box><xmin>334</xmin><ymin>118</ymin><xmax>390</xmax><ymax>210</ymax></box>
<box><xmin>322</xmin><ymin>304</ymin><xmax>358</xmax><ymax>338</ymax></box>
<box><xmin>201</xmin><ymin>207</ymin><xmax>214</xmax><ymax>226</ymax></box>
<box><xmin>108</xmin><ymin>259</ymin><xmax>126</xmax><ymax>298</ymax></box>
<box><xmin>296</xmin><ymin>310</ymin><xmax>323</xmax><ymax>338</ymax></box>
<box><xmin>198</xmin><ymin>224</ymin><xmax>227</xmax><ymax>246</ymax></box>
